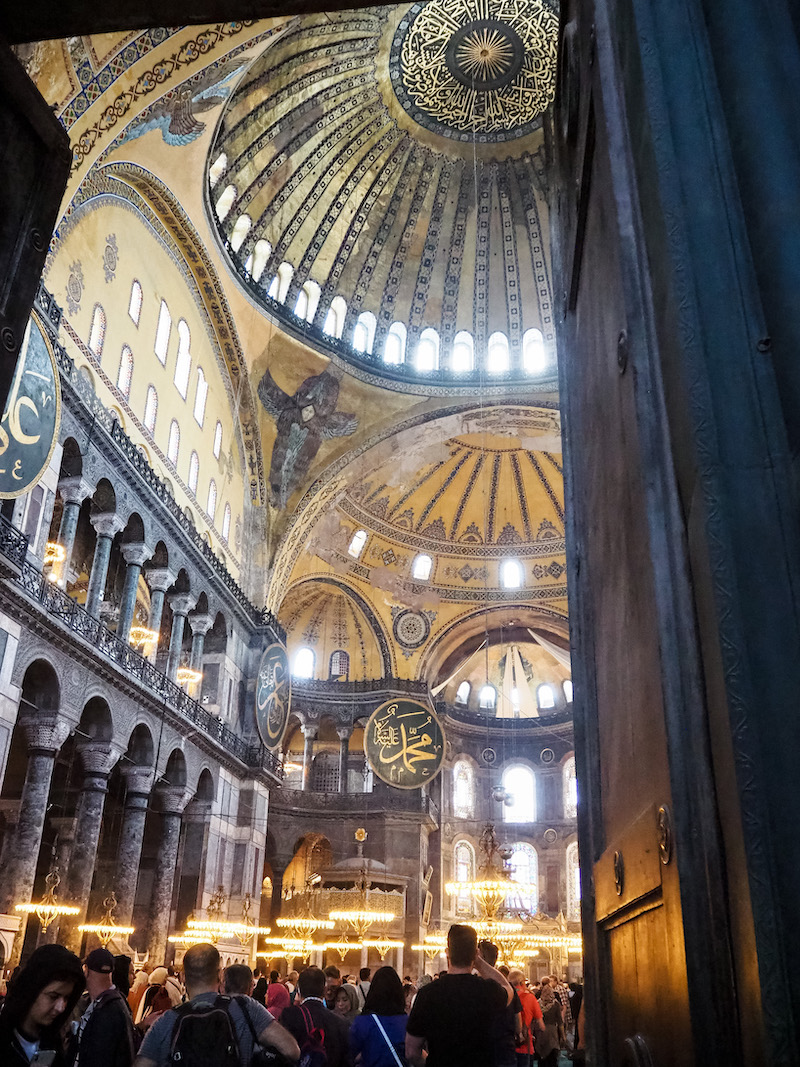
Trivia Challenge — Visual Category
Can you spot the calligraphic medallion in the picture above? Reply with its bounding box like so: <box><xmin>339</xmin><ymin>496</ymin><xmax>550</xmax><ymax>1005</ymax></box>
<box><xmin>254</xmin><ymin>642</ymin><xmax>292</xmax><ymax>750</ymax></box>
<box><xmin>365</xmin><ymin>698</ymin><xmax>445</xmax><ymax>790</ymax></box>
<box><xmin>0</xmin><ymin>314</ymin><xmax>62</xmax><ymax>499</ymax></box>
<box><xmin>391</xmin><ymin>0</ymin><xmax>559</xmax><ymax>142</ymax></box>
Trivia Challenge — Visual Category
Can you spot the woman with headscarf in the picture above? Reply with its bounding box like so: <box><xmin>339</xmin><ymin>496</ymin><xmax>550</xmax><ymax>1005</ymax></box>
<box><xmin>349</xmin><ymin>966</ymin><xmax>408</xmax><ymax>1067</ymax></box>
<box><xmin>0</xmin><ymin>944</ymin><xmax>85</xmax><ymax>1065</ymax></box>
<box><xmin>266</xmin><ymin>980</ymin><xmax>291</xmax><ymax>1020</ymax></box>
<box><xmin>535</xmin><ymin>981</ymin><xmax>563</xmax><ymax>1067</ymax></box>
<box><xmin>333</xmin><ymin>982</ymin><xmax>360</xmax><ymax>1024</ymax></box>
<box><xmin>134</xmin><ymin>968</ymin><xmax>172</xmax><ymax>1024</ymax></box>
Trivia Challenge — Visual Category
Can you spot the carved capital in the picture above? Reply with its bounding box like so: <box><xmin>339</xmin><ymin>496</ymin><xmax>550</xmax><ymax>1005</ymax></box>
<box><xmin>146</xmin><ymin>567</ymin><xmax>176</xmax><ymax>593</ymax></box>
<box><xmin>301</xmin><ymin>724</ymin><xmax>319</xmax><ymax>741</ymax></box>
<box><xmin>19</xmin><ymin>714</ymin><xmax>71</xmax><ymax>754</ymax></box>
<box><xmin>121</xmin><ymin>541</ymin><xmax>153</xmax><ymax>568</ymax></box>
<box><xmin>58</xmin><ymin>476</ymin><xmax>95</xmax><ymax>506</ymax></box>
<box><xmin>90</xmin><ymin>511</ymin><xmax>125</xmax><ymax>539</ymax></box>
<box><xmin>120</xmin><ymin>764</ymin><xmax>155</xmax><ymax>796</ymax></box>
<box><xmin>76</xmin><ymin>739</ymin><xmax>122</xmax><ymax>777</ymax></box>
<box><xmin>168</xmin><ymin>593</ymin><xmax>196</xmax><ymax>617</ymax></box>
<box><xmin>188</xmin><ymin>613</ymin><xmax>214</xmax><ymax>636</ymax></box>
<box><xmin>154</xmin><ymin>785</ymin><xmax>193</xmax><ymax>816</ymax></box>
<box><xmin>336</xmin><ymin>726</ymin><xmax>353</xmax><ymax>741</ymax></box>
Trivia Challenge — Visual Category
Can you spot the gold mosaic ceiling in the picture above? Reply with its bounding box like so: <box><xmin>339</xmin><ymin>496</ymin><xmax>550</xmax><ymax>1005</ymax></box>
<box><xmin>208</xmin><ymin>2</ymin><xmax>558</xmax><ymax>388</ymax></box>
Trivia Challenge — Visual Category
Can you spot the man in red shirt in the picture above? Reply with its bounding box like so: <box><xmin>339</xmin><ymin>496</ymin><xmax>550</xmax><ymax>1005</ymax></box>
<box><xmin>508</xmin><ymin>969</ymin><xmax>543</xmax><ymax>1067</ymax></box>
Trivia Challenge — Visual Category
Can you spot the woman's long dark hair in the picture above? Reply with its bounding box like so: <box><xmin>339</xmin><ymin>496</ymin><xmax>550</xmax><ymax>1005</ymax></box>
<box><xmin>362</xmin><ymin>966</ymin><xmax>406</xmax><ymax>1016</ymax></box>
<box><xmin>0</xmin><ymin>945</ymin><xmax>84</xmax><ymax>1046</ymax></box>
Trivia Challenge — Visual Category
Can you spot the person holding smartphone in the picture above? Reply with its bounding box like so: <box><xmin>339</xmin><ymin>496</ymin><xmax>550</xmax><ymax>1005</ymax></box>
<box><xmin>0</xmin><ymin>944</ymin><xmax>85</xmax><ymax>1066</ymax></box>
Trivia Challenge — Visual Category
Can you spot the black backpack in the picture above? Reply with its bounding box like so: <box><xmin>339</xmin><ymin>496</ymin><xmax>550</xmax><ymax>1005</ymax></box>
<box><xmin>169</xmin><ymin>995</ymin><xmax>240</xmax><ymax>1066</ymax></box>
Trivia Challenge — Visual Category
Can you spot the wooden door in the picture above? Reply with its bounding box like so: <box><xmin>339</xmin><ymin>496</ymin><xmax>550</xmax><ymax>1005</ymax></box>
<box><xmin>551</xmin><ymin>1</ymin><xmax>746</xmax><ymax>1063</ymax></box>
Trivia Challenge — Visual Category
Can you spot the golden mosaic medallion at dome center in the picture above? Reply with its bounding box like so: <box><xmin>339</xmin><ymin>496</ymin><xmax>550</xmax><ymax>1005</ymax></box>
<box><xmin>391</xmin><ymin>0</ymin><xmax>559</xmax><ymax>142</ymax></box>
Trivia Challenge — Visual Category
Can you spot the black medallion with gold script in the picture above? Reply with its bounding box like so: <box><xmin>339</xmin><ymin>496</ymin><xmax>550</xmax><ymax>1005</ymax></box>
<box><xmin>255</xmin><ymin>642</ymin><xmax>291</xmax><ymax>750</ymax></box>
<box><xmin>365</xmin><ymin>698</ymin><xmax>445</xmax><ymax>789</ymax></box>
<box><xmin>0</xmin><ymin>314</ymin><xmax>62</xmax><ymax>498</ymax></box>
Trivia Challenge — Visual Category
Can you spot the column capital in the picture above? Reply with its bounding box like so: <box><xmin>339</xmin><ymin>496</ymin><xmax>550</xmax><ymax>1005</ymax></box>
<box><xmin>19</xmin><ymin>714</ymin><xmax>71</xmax><ymax>755</ymax></box>
<box><xmin>121</xmin><ymin>541</ymin><xmax>152</xmax><ymax>568</ymax></box>
<box><xmin>168</xmin><ymin>592</ymin><xmax>196</xmax><ymax>617</ymax></box>
<box><xmin>90</xmin><ymin>511</ymin><xmax>125</xmax><ymax>539</ymax></box>
<box><xmin>154</xmin><ymin>784</ymin><xmax>193</xmax><ymax>816</ymax></box>
<box><xmin>146</xmin><ymin>567</ymin><xmax>176</xmax><ymax>593</ymax></box>
<box><xmin>301</xmin><ymin>723</ymin><xmax>319</xmax><ymax>740</ymax></box>
<box><xmin>188</xmin><ymin>613</ymin><xmax>214</xmax><ymax>636</ymax></box>
<box><xmin>120</xmin><ymin>764</ymin><xmax>155</xmax><ymax>796</ymax></box>
<box><xmin>336</xmin><ymin>725</ymin><xmax>353</xmax><ymax>741</ymax></box>
<box><xmin>76</xmin><ymin>739</ymin><xmax>122</xmax><ymax>778</ymax></box>
<box><xmin>58</xmin><ymin>476</ymin><xmax>95</xmax><ymax>506</ymax></box>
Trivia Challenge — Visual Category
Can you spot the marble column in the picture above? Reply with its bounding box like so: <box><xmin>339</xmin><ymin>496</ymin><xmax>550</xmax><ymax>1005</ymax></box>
<box><xmin>55</xmin><ymin>477</ymin><xmax>94</xmax><ymax>587</ymax></box>
<box><xmin>85</xmin><ymin>512</ymin><xmax>124</xmax><ymax>618</ymax></box>
<box><xmin>114</xmin><ymin>765</ymin><xmax>155</xmax><ymax>928</ymax></box>
<box><xmin>61</xmin><ymin>740</ymin><xmax>121</xmax><ymax>954</ymax></box>
<box><xmin>337</xmin><ymin>727</ymin><xmax>352</xmax><ymax>793</ymax></box>
<box><xmin>117</xmin><ymin>542</ymin><xmax>152</xmax><ymax>643</ymax></box>
<box><xmin>301</xmin><ymin>724</ymin><xmax>318</xmax><ymax>792</ymax></box>
<box><xmin>1</xmin><ymin>714</ymin><xmax>71</xmax><ymax>966</ymax></box>
<box><xmin>146</xmin><ymin>786</ymin><xmax>191</xmax><ymax>961</ymax></box>
<box><xmin>188</xmin><ymin>613</ymin><xmax>214</xmax><ymax>673</ymax></box>
<box><xmin>166</xmin><ymin>593</ymin><xmax>196</xmax><ymax>680</ymax></box>
<box><xmin>144</xmin><ymin>568</ymin><xmax>175</xmax><ymax>661</ymax></box>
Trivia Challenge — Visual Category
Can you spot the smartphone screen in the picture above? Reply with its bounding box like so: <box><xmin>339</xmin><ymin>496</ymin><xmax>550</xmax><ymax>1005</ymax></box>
<box><xmin>31</xmin><ymin>1052</ymin><xmax>56</xmax><ymax>1066</ymax></box>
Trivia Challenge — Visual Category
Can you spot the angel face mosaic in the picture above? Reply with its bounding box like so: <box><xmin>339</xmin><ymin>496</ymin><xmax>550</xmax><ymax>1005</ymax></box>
<box><xmin>365</xmin><ymin>698</ymin><xmax>445</xmax><ymax>789</ymax></box>
<box><xmin>390</xmin><ymin>0</ymin><xmax>559</xmax><ymax>142</ymax></box>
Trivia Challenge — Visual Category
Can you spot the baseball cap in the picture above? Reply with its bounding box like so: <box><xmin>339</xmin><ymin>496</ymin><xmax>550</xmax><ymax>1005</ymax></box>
<box><xmin>85</xmin><ymin>947</ymin><xmax>114</xmax><ymax>974</ymax></box>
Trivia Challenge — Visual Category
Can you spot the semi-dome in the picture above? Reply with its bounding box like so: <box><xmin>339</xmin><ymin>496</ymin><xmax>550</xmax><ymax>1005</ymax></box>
<box><xmin>207</xmin><ymin>2</ymin><xmax>559</xmax><ymax>391</ymax></box>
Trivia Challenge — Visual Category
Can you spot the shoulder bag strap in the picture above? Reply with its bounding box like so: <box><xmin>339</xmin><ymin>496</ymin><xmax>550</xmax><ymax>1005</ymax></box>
<box><xmin>234</xmin><ymin>995</ymin><xmax>260</xmax><ymax>1044</ymax></box>
<box><xmin>372</xmin><ymin>1015</ymin><xmax>403</xmax><ymax>1067</ymax></box>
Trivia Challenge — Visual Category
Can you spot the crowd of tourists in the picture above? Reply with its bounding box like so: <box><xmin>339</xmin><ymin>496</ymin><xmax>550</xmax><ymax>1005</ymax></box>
<box><xmin>0</xmin><ymin>924</ymin><xmax>582</xmax><ymax>1066</ymax></box>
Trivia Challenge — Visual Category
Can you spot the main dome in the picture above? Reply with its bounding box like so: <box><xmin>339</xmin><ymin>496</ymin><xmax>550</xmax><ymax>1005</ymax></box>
<box><xmin>207</xmin><ymin>3</ymin><xmax>559</xmax><ymax>391</ymax></box>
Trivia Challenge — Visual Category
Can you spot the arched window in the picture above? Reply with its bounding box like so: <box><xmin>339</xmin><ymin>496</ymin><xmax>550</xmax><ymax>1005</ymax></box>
<box><xmin>117</xmin><ymin>345</ymin><xmax>134</xmax><ymax>398</ymax></box>
<box><xmin>537</xmin><ymin>684</ymin><xmax>555</xmax><ymax>709</ymax></box>
<box><xmin>384</xmin><ymin>322</ymin><xmax>406</xmax><ymax>365</ymax></box>
<box><xmin>213</xmin><ymin>421</ymin><xmax>223</xmax><ymax>459</ymax></box>
<box><xmin>487</xmin><ymin>331</ymin><xmax>510</xmax><ymax>374</ymax></box>
<box><xmin>566</xmin><ymin>841</ymin><xmax>581</xmax><ymax>921</ymax></box>
<box><xmin>207</xmin><ymin>479</ymin><xmax>217</xmax><ymax>521</ymax></box>
<box><xmin>412</xmin><ymin>554</ymin><xmax>432</xmax><ymax>581</ymax></box>
<box><xmin>208</xmin><ymin>152</ymin><xmax>227</xmax><ymax>188</ymax></box>
<box><xmin>143</xmin><ymin>386</ymin><xmax>158</xmax><ymax>434</ymax></box>
<box><xmin>268</xmin><ymin>262</ymin><xmax>294</xmax><ymax>303</ymax></box>
<box><xmin>193</xmin><ymin>368</ymin><xmax>208</xmax><ymax>426</ymax></box>
<box><xmin>323</xmin><ymin>296</ymin><xmax>347</xmax><ymax>339</ymax></box>
<box><xmin>167</xmin><ymin>419</ymin><xmax>180</xmax><ymax>465</ymax></box>
<box><xmin>295</xmin><ymin>280</ymin><xmax>321</xmax><ymax>323</ymax></box>
<box><xmin>563</xmin><ymin>679</ymin><xmax>573</xmax><ymax>703</ymax></box>
<box><xmin>128</xmin><ymin>280</ymin><xmax>143</xmax><ymax>326</ymax></box>
<box><xmin>221</xmin><ymin>503</ymin><xmax>231</xmax><ymax>543</ymax></box>
<box><xmin>230</xmin><ymin>213</ymin><xmax>251</xmax><ymax>253</ymax></box>
<box><xmin>563</xmin><ymin>756</ymin><xmax>578</xmax><ymax>819</ymax></box>
<box><xmin>523</xmin><ymin>328</ymin><xmax>546</xmax><ymax>374</ymax></box>
<box><xmin>453</xmin><ymin>760</ymin><xmax>475</xmax><ymax>818</ymax></box>
<box><xmin>416</xmin><ymin>327</ymin><xmax>440</xmax><ymax>372</ymax></box>
<box><xmin>507</xmin><ymin>842</ymin><xmax>539</xmax><ymax>912</ymax></box>
<box><xmin>479</xmin><ymin>684</ymin><xmax>496</xmax><ymax>710</ymax></box>
<box><xmin>188</xmin><ymin>451</ymin><xmax>199</xmax><ymax>494</ymax></box>
<box><xmin>500</xmin><ymin>559</ymin><xmax>523</xmax><ymax>589</ymax></box>
<box><xmin>88</xmin><ymin>304</ymin><xmax>106</xmax><ymax>359</ymax></box>
<box><xmin>451</xmin><ymin>331</ymin><xmax>474</xmax><ymax>373</ymax></box>
<box><xmin>174</xmin><ymin>320</ymin><xmax>192</xmax><ymax>398</ymax></box>
<box><xmin>502</xmin><ymin>764</ymin><xmax>536</xmax><ymax>822</ymax></box>
<box><xmin>247</xmin><ymin>240</ymin><xmax>271</xmax><ymax>283</ymax></box>
<box><xmin>348</xmin><ymin>529</ymin><xmax>367</xmax><ymax>559</ymax></box>
<box><xmin>154</xmin><ymin>300</ymin><xmax>171</xmax><ymax>364</ymax></box>
<box><xmin>329</xmin><ymin>650</ymin><xmax>350</xmax><ymax>679</ymax></box>
<box><xmin>353</xmin><ymin>312</ymin><xmax>376</xmax><ymax>354</ymax></box>
<box><xmin>216</xmin><ymin>183</ymin><xmax>237</xmax><ymax>221</ymax></box>
<box><xmin>456</xmin><ymin>680</ymin><xmax>471</xmax><ymax>705</ymax></box>
<box><xmin>293</xmin><ymin>646</ymin><xmax>315</xmax><ymax>679</ymax></box>
<box><xmin>453</xmin><ymin>840</ymin><xmax>476</xmax><ymax>915</ymax></box>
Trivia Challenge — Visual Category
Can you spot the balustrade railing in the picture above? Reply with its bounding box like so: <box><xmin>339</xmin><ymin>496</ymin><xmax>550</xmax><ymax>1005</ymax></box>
<box><xmin>0</xmin><ymin>514</ymin><xmax>29</xmax><ymax>570</ymax></box>
<box><xmin>14</xmin><ymin>556</ymin><xmax>282</xmax><ymax>777</ymax></box>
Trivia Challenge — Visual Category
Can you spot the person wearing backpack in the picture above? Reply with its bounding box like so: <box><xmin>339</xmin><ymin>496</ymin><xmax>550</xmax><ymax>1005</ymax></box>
<box><xmin>281</xmin><ymin>966</ymin><xmax>353</xmax><ymax>1067</ymax></box>
<box><xmin>132</xmin><ymin>943</ymin><xmax>300</xmax><ymax>1067</ymax></box>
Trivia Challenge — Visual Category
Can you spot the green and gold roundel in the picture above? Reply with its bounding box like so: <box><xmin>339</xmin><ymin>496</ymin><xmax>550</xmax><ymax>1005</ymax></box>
<box><xmin>255</xmin><ymin>642</ymin><xmax>292</xmax><ymax>750</ymax></box>
<box><xmin>365</xmin><ymin>698</ymin><xmax>445</xmax><ymax>789</ymax></box>
<box><xmin>0</xmin><ymin>314</ymin><xmax>62</xmax><ymax>499</ymax></box>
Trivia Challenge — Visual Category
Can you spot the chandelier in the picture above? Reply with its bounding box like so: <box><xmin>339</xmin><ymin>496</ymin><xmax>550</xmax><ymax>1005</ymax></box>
<box><xmin>445</xmin><ymin>824</ymin><xmax>536</xmax><ymax>921</ymax></box>
<box><xmin>328</xmin><ymin>829</ymin><xmax>396</xmax><ymax>940</ymax></box>
<box><xmin>129</xmin><ymin>626</ymin><xmax>159</xmax><ymax>649</ymax></box>
<box><xmin>78</xmin><ymin>891</ymin><xmax>135</xmax><ymax>946</ymax></box>
<box><xmin>363</xmin><ymin>936</ymin><xmax>404</xmax><ymax>961</ymax></box>
<box><xmin>15</xmin><ymin>868</ymin><xmax>80</xmax><ymax>932</ymax></box>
